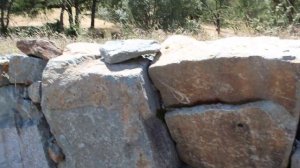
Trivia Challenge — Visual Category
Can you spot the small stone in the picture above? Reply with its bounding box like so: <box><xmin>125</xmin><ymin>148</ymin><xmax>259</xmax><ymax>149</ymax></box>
<box><xmin>101</xmin><ymin>39</ymin><xmax>161</xmax><ymax>64</ymax></box>
<box><xmin>8</xmin><ymin>55</ymin><xmax>47</xmax><ymax>85</ymax></box>
<box><xmin>16</xmin><ymin>39</ymin><xmax>62</xmax><ymax>60</ymax></box>
<box><xmin>28</xmin><ymin>81</ymin><xmax>42</xmax><ymax>103</ymax></box>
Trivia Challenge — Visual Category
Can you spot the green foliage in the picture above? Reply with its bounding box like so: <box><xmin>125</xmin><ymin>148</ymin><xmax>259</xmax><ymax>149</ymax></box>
<box><xmin>12</xmin><ymin>0</ymin><xmax>47</xmax><ymax>16</ymax></box>
<box><xmin>98</xmin><ymin>0</ymin><xmax>203</xmax><ymax>31</ymax></box>
<box><xmin>65</xmin><ymin>25</ymin><xmax>81</xmax><ymax>37</ymax></box>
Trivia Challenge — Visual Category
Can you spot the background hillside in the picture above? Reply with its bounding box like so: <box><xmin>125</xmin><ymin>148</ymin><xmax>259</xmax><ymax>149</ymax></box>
<box><xmin>1</xmin><ymin>0</ymin><xmax>300</xmax><ymax>54</ymax></box>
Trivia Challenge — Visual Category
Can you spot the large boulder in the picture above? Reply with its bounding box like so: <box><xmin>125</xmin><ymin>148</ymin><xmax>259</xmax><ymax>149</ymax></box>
<box><xmin>0</xmin><ymin>86</ymin><xmax>53</xmax><ymax>168</ymax></box>
<box><xmin>42</xmin><ymin>55</ymin><xmax>179</xmax><ymax>168</ymax></box>
<box><xmin>101</xmin><ymin>39</ymin><xmax>161</xmax><ymax>64</ymax></box>
<box><xmin>16</xmin><ymin>39</ymin><xmax>62</xmax><ymax>60</ymax></box>
<box><xmin>8</xmin><ymin>55</ymin><xmax>47</xmax><ymax>85</ymax></box>
<box><xmin>0</xmin><ymin>57</ymin><xmax>10</xmax><ymax>86</ymax></box>
<box><xmin>149</xmin><ymin>36</ymin><xmax>300</xmax><ymax>118</ymax></box>
<box><xmin>165</xmin><ymin>101</ymin><xmax>297</xmax><ymax>168</ymax></box>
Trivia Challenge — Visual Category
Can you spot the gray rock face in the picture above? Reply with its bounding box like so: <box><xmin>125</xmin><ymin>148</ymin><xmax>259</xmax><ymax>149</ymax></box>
<box><xmin>149</xmin><ymin>36</ymin><xmax>300</xmax><ymax>118</ymax></box>
<box><xmin>16</xmin><ymin>39</ymin><xmax>62</xmax><ymax>60</ymax></box>
<box><xmin>28</xmin><ymin>81</ymin><xmax>42</xmax><ymax>103</ymax></box>
<box><xmin>292</xmin><ymin>144</ymin><xmax>300</xmax><ymax>168</ymax></box>
<box><xmin>165</xmin><ymin>101</ymin><xmax>297</xmax><ymax>168</ymax></box>
<box><xmin>0</xmin><ymin>58</ymin><xmax>9</xmax><ymax>87</ymax></box>
<box><xmin>42</xmin><ymin>55</ymin><xmax>179</xmax><ymax>168</ymax></box>
<box><xmin>101</xmin><ymin>39</ymin><xmax>161</xmax><ymax>64</ymax></box>
<box><xmin>0</xmin><ymin>86</ymin><xmax>52</xmax><ymax>168</ymax></box>
<box><xmin>8</xmin><ymin>55</ymin><xmax>47</xmax><ymax>85</ymax></box>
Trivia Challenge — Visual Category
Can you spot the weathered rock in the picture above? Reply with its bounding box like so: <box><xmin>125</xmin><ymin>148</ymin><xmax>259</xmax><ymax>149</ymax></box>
<box><xmin>149</xmin><ymin>36</ymin><xmax>300</xmax><ymax>118</ymax></box>
<box><xmin>28</xmin><ymin>81</ymin><xmax>42</xmax><ymax>103</ymax></box>
<box><xmin>165</xmin><ymin>101</ymin><xmax>297</xmax><ymax>168</ymax></box>
<box><xmin>63</xmin><ymin>42</ymin><xmax>102</xmax><ymax>56</ymax></box>
<box><xmin>42</xmin><ymin>55</ymin><xmax>179</xmax><ymax>168</ymax></box>
<box><xmin>0</xmin><ymin>86</ymin><xmax>52</xmax><ymax>168</ymax></box>
<box><xmin>16</xmin><ymin>39</ymin><xmax>62</xmax><ymax>60</ymax></box>
<box><xmin>8</xmin><ymin>55</ymin><xmax>47</xmax><ymax>85</ymax></box>
<box><xmin>0</xmin><ymin>58</ymin><xmax>9</xmax><ymax>86</ymax></box>
<box><xmin>101</xmin><ymin>39</ymin><xmax>161</xmax><ymax>64</ymax></box>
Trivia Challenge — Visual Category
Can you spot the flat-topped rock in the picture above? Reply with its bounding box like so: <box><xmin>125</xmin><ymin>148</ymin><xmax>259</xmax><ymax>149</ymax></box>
<box><xmin>17</xmin><ymin>39</ymin><xmax>62</xmax><ymax>60</ymax></box>
<box><xmin>166</xmin><ymin>101</ymin><xmax>297</xmax><ymax>168</ymax></box>
<box><xmin>101</xmin><ymin>39</ymin><xmax>161</xmax><ymax>64</ymax></box>
<box><xmin>149</xmin><ymin>36</ymin><xmax>300</xmax><ymax>118</ymax></box>
<box><xmin>8</xmin><ymin>55</ymin><xmax>47</xmax><ymax>85</ymax></box>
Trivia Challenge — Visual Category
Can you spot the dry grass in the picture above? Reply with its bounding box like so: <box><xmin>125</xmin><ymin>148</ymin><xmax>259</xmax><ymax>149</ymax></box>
<box><xmin>0</xmin><ymin>26</ymin><xmax>290</xmax><ymax>55</ymax></box>
<box><xmin>0</xmin><ymin>38</ymin><xmax>20</xmax><ymax>55</ymax></box>
<box><xmin>10</xmin><ymin>8</ymin><xmax>117</xmax><ymax>29</ymax></box>
<box><xmin>0</xmin><ymin>36</ymin><xmax>113</xmax><ymax>55</ymax></box>
<box><xmin>0</xmin><ymin>8</ymin><xmax>120</xmax><ymax>55</ymax></box>
<box><xmin>1</xmin><ymin>8</ymin><xmax>300</xmax><ymax>55</ymax></box>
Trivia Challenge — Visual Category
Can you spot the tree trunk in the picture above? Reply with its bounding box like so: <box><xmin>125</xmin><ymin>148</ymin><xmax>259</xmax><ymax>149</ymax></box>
<box><xmin>74</xmin><ymin>0</ymin><xmax>80</xmax><ymax>27</ymax></box>
<box><xmin>0</xmin><ymin>0</ymin><xmax>14</xmax><ymax>36</ymax></box>
<box><xmin>0</xmin><ymin>6</ymin><xmax>5</xmax><ymax>35</ymax></box>
<box><xmin>90</xmin><ymin>0</ymin><xmax>97</xmax><ymax>29</ymax></box>
<box><xmin>215</xmin><ymin>0</ymin><xmax>221</xmax><ymax>35</ymax></box>
<box><xmin>287</xmin><ymin>0</ymin><xmax>295</xmax><ymax>23</ymax></box>
<box><xmin>216</xmin><ymin>13</ymin><xmax>221</xmax><ymax>35</ymax></box>
<box><xmin>66</xmin><ymin>0</ymin><xmax>73</xmax><ymax>28</ymax></box>
<box><xmin>59</xmin><ymin>0</ymin><xmax>66</xmax><ymax>32</ymax></box>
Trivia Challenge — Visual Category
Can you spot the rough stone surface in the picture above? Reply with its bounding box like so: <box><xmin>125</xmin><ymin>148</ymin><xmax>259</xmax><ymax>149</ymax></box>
<box><xmin>16</xmin><ymin>39</ymin><xmax>62</xmax><ymax>60</ymax></box>
<box><xmin>292</xmin><ymin>143</ymin><xmax>300</xmax><ymax>168</ymax></box>
<box><xmin>101</xmin><ymin>39</ymin><xmax>161</xmax><ymax>64</ymax></box>
<box><xmin>8</xmin><ymin>55</ymin><xmax>47</xmax><ymax>85</ymax></box>
<box><xmin>149</xmin><ymin>36</ymin><xmax>300</xmax><ymax>118</ymax></box>
<box><xmin>28</xmin><ymin>81</ymin><xmax>42</xmax><ymax>103</ymax></box>
<box><xmin>63</xmin><ymin>42</ymin><xmax>102</xmax><ymax>57</ymax></box>
<box><xmin>42</xmin><ymin>55</ymin><xmax>179</xmax><ymax>168</ymax></box>
<box><xmin>0</xmin><ymin>58</ymin><xmax>10</xmax><ymax>86</ymax></box>
<box><xmin>0</xmin><ymin>86</ymin><xmax>52</xmax><ymax>168</ymax></box>
<box><xmin>165</xmin><ymin>101</ymin><xmax>297</xmax><ymax>168</ymax></box>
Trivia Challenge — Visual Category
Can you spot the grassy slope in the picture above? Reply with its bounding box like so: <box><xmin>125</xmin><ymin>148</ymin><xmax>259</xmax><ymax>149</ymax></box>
<box><xmin>2</xmin><ymin>8</ymin><xmax>299</xmax><ymax>55</ymax></box>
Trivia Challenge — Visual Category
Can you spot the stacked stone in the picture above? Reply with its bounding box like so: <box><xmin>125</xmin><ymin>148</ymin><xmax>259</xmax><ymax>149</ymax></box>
<box><xmin>149</xmin><ymin>35</ymin><xmax>300</xmax><ymax>168</ymax></box>
<box><xmin>0</xmin><ymin>39</ymin><xmax>62</xmax><ymax>168</ymax></box>
<box><xmin>2</xmin><ymin>36</ymin><xmax>300</xmax><ymax>168</ymax></box>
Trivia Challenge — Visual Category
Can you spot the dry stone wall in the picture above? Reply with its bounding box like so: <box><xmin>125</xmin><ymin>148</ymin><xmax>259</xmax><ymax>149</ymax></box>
<box><xmin>1</xmin><ymin>36</ymin><xmax>300</xmax><ymax>168</ymax></box>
